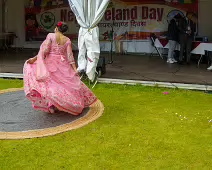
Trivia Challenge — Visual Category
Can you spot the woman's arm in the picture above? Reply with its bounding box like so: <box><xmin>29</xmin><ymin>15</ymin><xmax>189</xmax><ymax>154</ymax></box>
<box><xmin>71</xmin><ymin>63</ymin><xmax>78</xmax><ymax>73</ymax></box>
<box><xmin>67</xmin><ymin>41</ymin><xmax>78</xmax><ymax>73</ymax></box>
<box><xmin>28</xmin><ymin>34</ymin><xmax>51</xmax><ymax>64</ymax></box>
<box><xmin>42</xmin><ymin>34</ymin><xmax>52</xmax><ymax>56</ymax></box>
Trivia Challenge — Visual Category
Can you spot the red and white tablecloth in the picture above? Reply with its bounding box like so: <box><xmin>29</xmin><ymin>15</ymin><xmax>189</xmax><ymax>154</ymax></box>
<box><xmin>154</xmin><ymin>38</ymin><xmax>180</xmax><ymax>51</ymax></box>
<box><xmin>154</xmin><ymin>38</ymin><xmax>212</xmax><ymax>55</ymax></box>
<box><xmin>191</xmin><ymin>42</ymin><xmax>212</xmax><ymax>55</ymax></box>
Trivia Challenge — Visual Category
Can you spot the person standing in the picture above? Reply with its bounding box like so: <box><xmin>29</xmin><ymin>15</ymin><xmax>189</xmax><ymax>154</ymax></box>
<box><xmin>167</xmin><ymin>17</ymin><xmax>179</xmax><ymax>64</ymax></box>
<box><xmin>185</xmin><ymin>12</ymin><xmax>196</xmax><ymax>64</ymax></box>
<box><xmin>23</xmin><ymin>22</ymin><xmax>97</xmax><ymax>114</ymax></box>
<box><xmin>177</xmin><ymin>15</ymin><xmax>188</xmax><ymax>64</ymax></box>
<box><xmin>207</xmin><ymin>52</ymin><xmax>212</xmax><ymax>71</ymax></box>
<box><xmin>178</xmin><ymin>12</ymin><xmax>196</xmax><ymax>64</ymax></box>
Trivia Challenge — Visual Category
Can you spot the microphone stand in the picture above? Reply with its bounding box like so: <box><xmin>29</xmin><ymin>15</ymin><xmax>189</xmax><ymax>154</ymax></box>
<box><xmin>108</xmin><ymin>18</ymin><xmax>115</xmax><ymax>64</ymax></box>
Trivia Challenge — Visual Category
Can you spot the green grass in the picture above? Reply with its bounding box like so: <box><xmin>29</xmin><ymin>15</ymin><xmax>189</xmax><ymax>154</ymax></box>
<box><xmin>0</xmin><ymin>79</ymin><xmax>212</xmax><ymax>169</ymax></box>
<box><xmin>0</xmin><ymin>78</ymin><xmax>23</xmax><ymax>90</ymax></box>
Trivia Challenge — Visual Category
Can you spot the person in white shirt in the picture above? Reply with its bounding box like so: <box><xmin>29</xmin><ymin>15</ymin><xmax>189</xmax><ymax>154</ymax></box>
<box><xmin>167</xmin><ymin>16</ymin><xmax>179</xmax><ymax>64</ymax></box>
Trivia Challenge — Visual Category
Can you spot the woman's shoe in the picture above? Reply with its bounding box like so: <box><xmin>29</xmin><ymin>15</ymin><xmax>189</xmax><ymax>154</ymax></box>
<box><xmin>48</xmin><ymin>104</ymin><xmax>56</xmax><ymax>114</ymax></box>
<box><xmin>207</xmin><ymin>66</ymin><xmax>212</xmax><ymax>71</ymax></box>
<box><xmin>167</xmin><ymin>58</ymin><xmax>175</xmax><ymax>64</ymax></box>
<box><xmin>172</xmin><ymin>58</ymin><xmax>178</xmax><ymax>63</ymax></box>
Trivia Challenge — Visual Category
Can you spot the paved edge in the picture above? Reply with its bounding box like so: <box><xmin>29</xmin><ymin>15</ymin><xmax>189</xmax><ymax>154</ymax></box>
<box><xmin>1</xmin><ymin>73</ymin><xmax>211</xmax><ymax>91</ymax></box>
<box><xmin>0</xmin><ymin>88</ymin><xmax>104</xmax><ymax>140</ymax></box>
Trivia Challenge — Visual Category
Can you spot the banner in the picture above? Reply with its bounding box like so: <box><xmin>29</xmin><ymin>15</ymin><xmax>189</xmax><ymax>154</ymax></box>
<box><xmin>25</xmin><ymin>0</ymin><xmax>198</xmax><ymax>41</ymax></box>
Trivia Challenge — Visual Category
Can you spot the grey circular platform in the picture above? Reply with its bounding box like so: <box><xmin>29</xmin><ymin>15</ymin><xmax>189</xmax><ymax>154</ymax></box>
<box><xmin>0</xmin><ymin>89</ymin><xmax>104</xmax><ymax>139</ymax></box>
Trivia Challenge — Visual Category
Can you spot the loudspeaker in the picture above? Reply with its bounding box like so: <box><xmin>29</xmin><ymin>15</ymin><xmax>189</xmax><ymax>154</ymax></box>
<box><xmin>97</xmin><ymin>56</ymin><xmax>106</xmax><ymax>75</ymax></box>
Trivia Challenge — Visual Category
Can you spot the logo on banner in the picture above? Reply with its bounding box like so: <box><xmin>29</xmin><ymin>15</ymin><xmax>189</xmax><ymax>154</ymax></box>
<box><xmin>40</xmin><ymin>12</ymin><xmax>55</xmax><ymax>29</ymax></box>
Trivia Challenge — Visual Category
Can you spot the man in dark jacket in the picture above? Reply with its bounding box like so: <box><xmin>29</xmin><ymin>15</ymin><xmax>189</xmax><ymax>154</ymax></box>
<box><xmin>178</xmin><ymin>12</ymin><xmax>196</xmax><ymax>64</ymax></box>
<box><xmin>167</xmin><ymin>17</ymin><xmax>179</xmax><ymax>64</ymax></box>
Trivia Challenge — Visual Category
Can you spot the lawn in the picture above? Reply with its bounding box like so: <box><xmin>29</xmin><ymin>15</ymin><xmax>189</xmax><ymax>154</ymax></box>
<box><xmin>0</xmin><ymin>78</ymin><xmax>212</xmax><ymax>169</ymax></box>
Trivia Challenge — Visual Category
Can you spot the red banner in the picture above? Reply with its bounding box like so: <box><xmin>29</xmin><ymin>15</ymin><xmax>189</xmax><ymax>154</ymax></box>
<box><xmin>24</xmin><ymin>0</ymin><xmax>198</xmax><ymax>41</ymax></box>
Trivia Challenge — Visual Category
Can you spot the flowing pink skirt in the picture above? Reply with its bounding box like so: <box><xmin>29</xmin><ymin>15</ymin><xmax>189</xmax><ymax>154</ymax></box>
<box><xmin>23</xmin><ymin>56</ymin><xmax>97</xmax><ymax>115</ymax></box>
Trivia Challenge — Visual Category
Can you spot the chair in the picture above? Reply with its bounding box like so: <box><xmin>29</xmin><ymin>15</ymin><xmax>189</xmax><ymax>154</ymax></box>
<box><xmin>0</xmin><ymin>32</ymin><xmax>17</xmax><ymax>51</ymax></box>
<box><xmin>149</xmin><ymin>33</ymin><xmax>163</xmax><ymax>59</ymax></box>
<box><xmin>195</xmin><ymin>36</ymin><xmax>210</xmax><ymax>67</ymax></box>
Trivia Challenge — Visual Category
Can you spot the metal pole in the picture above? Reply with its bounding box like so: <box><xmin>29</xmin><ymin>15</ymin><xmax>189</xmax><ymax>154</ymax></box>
<box><xmin>108</xmin><ymin>19</ymin><xmax>114</xmax><ymax>64</ymax></box>
<box><xmin>2</xmin><ymin>0</ymin><xmax>6</xmax><ymax>33</ymax></box>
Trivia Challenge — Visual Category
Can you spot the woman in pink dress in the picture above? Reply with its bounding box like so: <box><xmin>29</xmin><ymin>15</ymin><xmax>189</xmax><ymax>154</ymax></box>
<box><xmin>23</xmin><ymin>21</ymin><xmax>97</xmax><ymax>115</ymax></box>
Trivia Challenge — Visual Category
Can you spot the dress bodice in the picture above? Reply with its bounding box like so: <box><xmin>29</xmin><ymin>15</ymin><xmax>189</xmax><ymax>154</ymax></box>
<box><xmin>48</xmin><ymin>33</ymin><xmax>69</xmax><ymax>56</ymax></box>
<box><xmin>43</xmin><ymin>33</ymin><xmax>75</xmax><ymax>66</ymax></box>
<box><xmin>49</xmin><ymin>44</ymin><xmax>67</xmax><ymax>56</ymax></box>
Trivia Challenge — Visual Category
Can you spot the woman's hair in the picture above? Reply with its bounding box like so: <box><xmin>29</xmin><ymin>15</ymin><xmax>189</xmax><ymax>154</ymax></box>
<box><xmin>56</xmin><ymin>21</ymin><xmax>68</xmax><ymax>33</ymax></box>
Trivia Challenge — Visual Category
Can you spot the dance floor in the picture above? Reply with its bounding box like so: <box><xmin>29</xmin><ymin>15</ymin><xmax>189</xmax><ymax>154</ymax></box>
<box><xmin>0</xmin><ymin>89</ymin><xmax>104</xmax><ymax>139</ymax></box>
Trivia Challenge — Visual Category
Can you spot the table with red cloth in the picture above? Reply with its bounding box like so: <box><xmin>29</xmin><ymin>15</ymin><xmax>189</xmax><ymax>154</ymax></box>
<box><xmin>154</xmin><ymin>38</ymin><xmax>212</xmax><ymax>66</ymax></box>
<box><xmin>154</xmin><ymin>38</ymin><xmax>212</xmax><ymax>55</ymax></box>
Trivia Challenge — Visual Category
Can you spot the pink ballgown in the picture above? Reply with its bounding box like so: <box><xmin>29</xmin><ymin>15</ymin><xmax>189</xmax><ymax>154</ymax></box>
<box><xmin>23</xmin><ymin>33</ymin><xmax>97</xmax><ymax>115</ymax></box>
